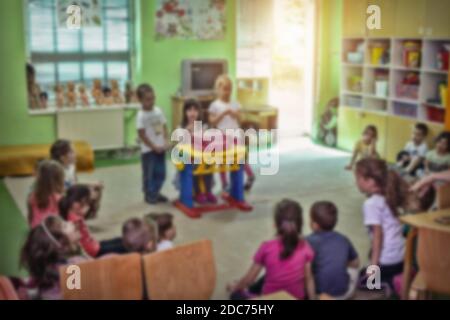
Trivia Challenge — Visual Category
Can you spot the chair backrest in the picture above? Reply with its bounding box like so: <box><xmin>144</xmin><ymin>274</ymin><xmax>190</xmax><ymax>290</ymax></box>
<box><xmin>142</xmin><ymin>239</ymin><xmax>216</xmax><ymax>300</ymax></box>
<box><xmin>59</xmin><ymin>254</ymin><xmax>143</xmax><ymax>300</ymax></box>
<box><xmin>436</xmin><ymin>183</ymin><xmax>450</xmax><ymax>210</ymax></box>
<box><xmin>0</xmin><ymin>276</ymin><xmax>19</xmax><ymax>300</ymax></box>
<box><xmin>417</xmin><ymin>228</ymin><xmax>450</xmax><ymax>295</ymax></box>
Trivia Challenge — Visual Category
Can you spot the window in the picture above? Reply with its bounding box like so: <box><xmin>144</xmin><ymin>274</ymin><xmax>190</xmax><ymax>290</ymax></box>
<box><xmin>26</xmin><ymin>0</ymin><xmax>133</xmax><ymax>97</ymax></box>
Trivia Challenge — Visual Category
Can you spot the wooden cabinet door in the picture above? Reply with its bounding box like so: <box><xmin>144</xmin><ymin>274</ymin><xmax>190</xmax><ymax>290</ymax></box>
<box><xmin>337</xmin><ymin>107</ymin><xmax>364</xmax><ymax>151</ymax></box>
<box><xmin>360</xmin><ymin>111</ymin><xmax>388</xmax><ymax>159</ymax></box>
<box><xmin>424</xmin><ymin>0</ymin><xmax>450</xmax><ymax>39</ymax></box>
<box><xmin>343</xmin><ymin>0</ymin><xmax>368</xmax><ymax>37</ymax></box>
<box><xmin>386</xmin><ymin>116</ymin><xmax>415</xmax><ymax>163</ymax></box>
<box><xmin>367</xmin><ymin>0</ymin><xmax>396</xmax><ymax>37</ymax></box>
<box><xmin>394</xmin><ymin>0</ymin><xmax>426</xmax><ymax>38</ymax></box>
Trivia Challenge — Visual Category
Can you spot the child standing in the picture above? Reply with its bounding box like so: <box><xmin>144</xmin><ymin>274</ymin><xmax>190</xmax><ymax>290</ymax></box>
<box><xmin>146</xmin><ymin>213</ymin><xmax>176</xmax><ymax>251</ymax></box>
<box><xmin>346</xmin><ymin>125</ymin><xmax>378</xmax><ymax>171</ymax></box>
<box><xmin>227</xmin><ymin>199</ymin><xmax>315</xmax><ymax>300</ymax></box>
<box><xmin>28</xmin><ymin>160</ymin><xmax>65</xmax><ymax>228</ymax></box>
<box><xmin>425</xmin><ymin>132</ymin><xmax>450</xmax><ymax>174</ymax></box>
<box><xmin>306</xmin><ymin>201</ymin><xmax>359</xmax><ymax>299</ymax></box>
<box><xmin>355</xmin><ymin>158</ymin><xmax>407</xmax><ymax>290</ymax></box>
<box><xmin>136</xmin><ymin>84</ymin><xmax>169</xmax><ymax>205</ymax></box>
<box><xmin>209</xmin><ymin>75</ymin><xmax>255</xmax><ymax>191</ymax></box>
<box><xmin>59</xmin><ymin>185</ymin><xmax>126</xmax><ymax>257</ymax></box>
<box><xmin>180</xmin><ymin>99</ymin><xmax>217</xmax><ymax>203</ymax></box>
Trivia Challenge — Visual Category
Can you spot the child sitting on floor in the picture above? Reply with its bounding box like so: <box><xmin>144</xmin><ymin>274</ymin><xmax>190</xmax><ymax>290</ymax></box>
<box><xmin>50</xmin><ymin>139</ymin><xmax>103</xmax><ymax>219</ymax></box>
<box><xmin>306</xmin><ymin>201</ymin><xmax>360</xmax><ymax>299</ymax></box>
<box><xmin>396</xmin><ymin>123</ymin><xmax>429</xmax><ymax>177</ymax></box>
<box><xmin>355</xmin><ymin>158</ymin><xmax>407</xmax><ymax>293</ymax></box>
<box><xmin>20</xmin><ymin>215</ymin><xmax>86</xmax><ymax>300</ymax></box>
<box><xmin>122</xmin><ymin>218</ymin><xmax>157</xmax><ymax>254</ymax></box>
<box><xmin>425</xmin><ymin>132</ymin><xmax>450</xmax><ymax>175</ymax></box>
<box><xmin>346</xmin><ymin>125</ymin><xmax>378</xmax><ymax>171</ymax></box>
<box><xmin>227</xmin><ymin>199</ymin><xmax>315</xmax><ymax>300</ymax></box>
<box><xmin>28</xmin><ymin>160</ymin><xmax>65</xmax><ymax>228</ymax></box>
<box><xmin>59</xmin><ymin>185</ymin><xmax>126</xmax><ymax>258</ymax></box>
<box><xmin>146</xmin><ymin>213</ymin><xmax>176</xmax><ymax>251</ymax></box>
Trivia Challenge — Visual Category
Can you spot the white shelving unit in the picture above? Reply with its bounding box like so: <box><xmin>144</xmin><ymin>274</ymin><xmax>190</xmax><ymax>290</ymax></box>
<box><xmin>341</xmin><ymin>37</ymin><xmax>450</xmax><ymax>125</ymax></box>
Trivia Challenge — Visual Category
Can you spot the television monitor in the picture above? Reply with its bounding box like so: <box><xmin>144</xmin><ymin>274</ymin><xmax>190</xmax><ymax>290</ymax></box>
<box><xmin>181</xmin><ymin>59</ymin><xmax>228</xmax><ymax>96</ymax></box>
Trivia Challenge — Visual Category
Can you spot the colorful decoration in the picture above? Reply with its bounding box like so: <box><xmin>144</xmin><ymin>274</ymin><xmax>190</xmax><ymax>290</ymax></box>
<box><xmin>155</xmin><ymin>0</ymin><xmax>226</xmax><ymax>40</ymax></box>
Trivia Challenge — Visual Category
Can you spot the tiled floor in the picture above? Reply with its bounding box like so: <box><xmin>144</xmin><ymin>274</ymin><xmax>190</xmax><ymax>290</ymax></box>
<box><xmin>5</xmin><ymin>138</ymin><xmax>370</xmax><ymax>299</ymax></box>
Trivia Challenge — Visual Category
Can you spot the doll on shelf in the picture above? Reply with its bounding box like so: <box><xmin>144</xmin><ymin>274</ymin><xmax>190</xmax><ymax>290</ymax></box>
<box><xmin>66</xmin><ymin>82</ymin><xmax>77</xmax><ymax>107</ymax></box>
<box><xmin>39</xmin><ymin>92</ymin><xmax>48</xmax><ymax>109</ymax></box>
<box><xmin>102</xmin><ymin>87</ymin><xmax>114</xmax><ymax>105</ymax></box>
<box><xmin>91</xmin><ymin>79</ymin><xmax>104</xmax><ymax>105</ymax></box>
<box><xmin>78</xmin><ymin>84</ymin><xmax>90</xmax><ymax>107</ymax></box>
<box><xmin>111</xmin><ymin>79</ymin><xmax>124</xmax><ymax>104</ymax></box>
<box><xmin>54</xmin><ymin>84</ymin><xmax>65</xmax><ymax>109</ymax></box>
<box><xmin>125</xmin><ymin>81</ymin><xmax>139</xmax><ymax>104</ymax></box>
<box><xmin>26</xmin><ymin>63</ymin><xmax>42</xmax><ymax>109</ymax></box>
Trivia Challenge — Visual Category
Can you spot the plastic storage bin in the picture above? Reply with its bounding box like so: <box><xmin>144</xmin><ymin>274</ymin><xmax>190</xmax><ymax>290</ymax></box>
<box><xmin>393</xmin><ymin>102</ymin><xmax>418</xmax><ymax>118</ymax></box>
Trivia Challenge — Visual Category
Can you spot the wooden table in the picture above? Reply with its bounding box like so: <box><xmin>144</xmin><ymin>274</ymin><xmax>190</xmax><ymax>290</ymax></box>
<box><xmin>400</xmin><ymin>210</ymin><xmax>450</xmax><ymax>299</ymax></box>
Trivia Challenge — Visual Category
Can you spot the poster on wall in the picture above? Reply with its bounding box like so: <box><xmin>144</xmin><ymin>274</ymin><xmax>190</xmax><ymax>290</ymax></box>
<box><xmin>57</xmin><ymin>0</ymin><xmax>102</xmax><ymax>28</ymax></box>
<box><xmin>155</xmin><ymin>0</ymin><xmax>226</xmax><ymax>40</ymax></box>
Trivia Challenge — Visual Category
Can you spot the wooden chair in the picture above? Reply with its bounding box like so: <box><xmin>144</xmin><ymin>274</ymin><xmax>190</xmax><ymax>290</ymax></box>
<box><xmin>413</xmin><ymin>228</ymin><xmax>450</xmax><ymax>298</ymax></box>
<box><xmin>436</xmin><ymin>183</ymin><xmax>450</xmax><ymax>210</ymax></box>
<box><xmin>59</xmin><ymin>254</ymin><xmax>143</xmax><ymax>300</ymax></box>
<box><xmin>142</xmin><ymin>239</ymin><xmax>216</xmax><ymax>300</ymax></box>
<box><xmin>0</xmin><ymin>276</ymin><xmax>19</xmax><ymax>300</ymax></box>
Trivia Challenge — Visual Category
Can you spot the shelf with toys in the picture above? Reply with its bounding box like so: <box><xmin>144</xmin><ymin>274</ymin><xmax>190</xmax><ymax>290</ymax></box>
<box><xmin>339</xmin><ymin>37</ymin><xmax>450</xmax><ymax>162</ymax></box>
<box><xmin>28</xmin><ymin>78</ymin><xmax>141</xmax><ymax>116</ymax></box>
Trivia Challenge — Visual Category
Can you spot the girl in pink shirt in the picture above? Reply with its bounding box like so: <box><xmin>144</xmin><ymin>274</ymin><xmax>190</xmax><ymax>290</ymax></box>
<box><xmin>28</xmin><ymin>160</ymin><xmax>65</xmax><ymax>228</ymax></box>
<box><xmin>227</xmin><ymin>199</ymin><xmax>316</xmax><ymax>300</ymax></box>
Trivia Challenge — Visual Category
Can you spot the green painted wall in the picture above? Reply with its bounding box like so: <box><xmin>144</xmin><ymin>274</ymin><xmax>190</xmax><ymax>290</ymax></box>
<box><xmin>0</xmin><ymin>1</ymin><xmax>56</xmax><ymax>146</ymax></box>
<box><xmin>134</xmin><ymin>0</ymin><xmax>236</xmax><ymax>132</ymax></box>
<box><xmin>0</xmin><ymin>0</ymin><xmax>236</xmax><ymax>147</ymax></box>
<box><xmin>312</xmin><ymin>0</ymin><xmax>342</xmax><ymax>139</ymax></box>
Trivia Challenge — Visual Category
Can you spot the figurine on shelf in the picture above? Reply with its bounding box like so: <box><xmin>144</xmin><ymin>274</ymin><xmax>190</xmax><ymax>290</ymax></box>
<box><xmin>66</xmin><ymin>82</ymin><xmax>77</xmax><ymax>108</ymax></box>
<box><xmin>111</xmin><ymin>79</ymin><xmax>124</xmax><ymax>104</ymax></box>
<box><xmin>54</xmin><ymin>84</ymin><xmax>65</xmax><ymax>109</ymax></box>
<box><xmin>91</xmin><ymin>79</ymin><xmax>104</xmax><ymax>105</ymax></box>
<box><xmin>125</xmin><ymin>81</ymin><xmax>139</xmax><ymax>104</ymax></box>
<box><xmin>78</xmin><ymin>84</ymin><xmax>90</xmax><ymax>107</ymax></box>
<box><xmin>39</xmin><ymin>92</ymin><xmax>48</xmax><ymax>109</ymax></box>
<box><xmin>26</xmin><ymin>63</ymin><xmax>42</xmax><ymax>109</ymax></box>
<box><xmin>102</xmin><ymin>87</ymin><xmax>114</xmax><ymax>105</ymax></box>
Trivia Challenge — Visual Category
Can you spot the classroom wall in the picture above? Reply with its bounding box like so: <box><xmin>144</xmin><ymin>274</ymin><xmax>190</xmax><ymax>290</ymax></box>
<box><xmin>133</xmin><ymin>0</ymin><xmax>237</xmax><ymax>132</ymax></box>
<box><xmin>0</xmin><ymin>0</ymin><xmax>236</xmax><ymax>147</ymax></box>
<box><xmin>312</xmin><ymin>0</ymin><xmax>342</xmax><ymax>140</ymax></box>
<box><xmin>0</xmin><ymin>1</ymin><xmax>56</xmax><ymax>146</ymax></box>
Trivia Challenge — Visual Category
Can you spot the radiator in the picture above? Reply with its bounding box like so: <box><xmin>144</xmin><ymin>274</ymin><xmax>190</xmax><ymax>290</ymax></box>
<box><xmin>57</xmin><ymin>107</ymin><xmax>125</xmax><ymax>150</ymax></box>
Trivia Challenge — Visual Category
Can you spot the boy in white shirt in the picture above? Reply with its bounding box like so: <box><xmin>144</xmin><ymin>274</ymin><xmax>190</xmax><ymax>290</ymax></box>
<box><xmin>136</xmin><ymin>84</ymin><xmax>169</xmax><ymax>204</ymax></box>
<box><xmin>396</xmin><ymin>123</ymin><xmax>429</xmax><ymax>177</ymax></box>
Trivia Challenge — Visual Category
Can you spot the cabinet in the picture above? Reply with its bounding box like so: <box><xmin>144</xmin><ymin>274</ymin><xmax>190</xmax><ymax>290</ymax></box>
<box><xmin>343</xmin><ymin>0</ymin><xmax>367</xmax><ymax>37</ymax></box>
<box><xmin>424</xmin><ymin>0</ymin><xmax>450</xmax><ymax>39</ymax></box>
<box><xmin>394</xmin><ymin>0</ymin><xmax>426</xmax><ymax>38</ymax></box>
<box><xmin>337</xmin><ymin>107</ymin><xmax>364</xmax><ymax>151</ymax></box>
<box><xmin>367</xmin><ymin>0</ymin><xmax>396</xmax><ymax>38</ymax></box>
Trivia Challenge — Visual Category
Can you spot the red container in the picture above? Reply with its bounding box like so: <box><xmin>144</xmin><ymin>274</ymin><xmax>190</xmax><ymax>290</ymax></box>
<box><xmin>396</xmin><ymin>84</ymin><xmax>419</xmax><ymax>100</ymax></box>
<box><xmin>426</xmin><ymin>105</ymin><xmax>445</xmax><ymax>123</ymax></box>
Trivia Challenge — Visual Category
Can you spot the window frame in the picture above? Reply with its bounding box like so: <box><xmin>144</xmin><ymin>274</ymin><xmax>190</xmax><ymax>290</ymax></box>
<box><xmin>25</xmin><ymin>0</ymin><xmax>134</xmax><ymax>85</ymax></box>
